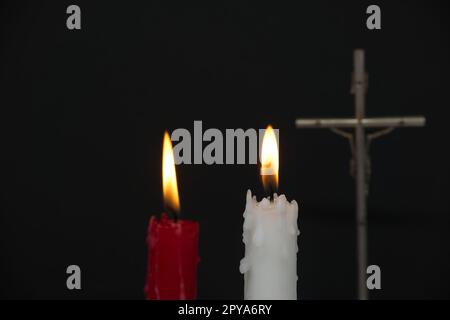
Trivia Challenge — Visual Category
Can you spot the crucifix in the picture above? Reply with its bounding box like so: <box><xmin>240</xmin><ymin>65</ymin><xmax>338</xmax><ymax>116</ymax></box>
<box><xmin>295</xmin><ymin>49</ymin><xmax>426</xmax><ymax>300</ymax></box>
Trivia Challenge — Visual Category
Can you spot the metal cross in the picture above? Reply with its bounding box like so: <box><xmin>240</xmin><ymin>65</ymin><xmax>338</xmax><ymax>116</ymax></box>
<box><xmin>295</xmin><ymin>49</ymin><xmax>426</xmax><ymax>300</ymax></box>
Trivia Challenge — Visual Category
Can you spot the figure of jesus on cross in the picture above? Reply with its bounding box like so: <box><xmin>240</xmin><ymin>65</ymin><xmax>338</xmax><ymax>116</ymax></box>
<box><xmin>296</xmin><ymin>49</ymin><xmax>426</xmax><ymax>300</ymax></box>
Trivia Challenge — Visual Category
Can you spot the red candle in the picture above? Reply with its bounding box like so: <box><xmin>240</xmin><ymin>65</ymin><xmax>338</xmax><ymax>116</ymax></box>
<box><xmin>145</xmin><ymin>213</ymin><xmax>199</xmax><ymax>299</ymax></box>
<box><xmin>144</xmin><ymin>131</ymin><xmax>200</xmax><ymax>300</ymax></box>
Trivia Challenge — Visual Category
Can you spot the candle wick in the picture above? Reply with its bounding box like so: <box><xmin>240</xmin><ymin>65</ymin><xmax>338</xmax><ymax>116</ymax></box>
<box><xmin>267</xmin><ymin>185</ymin><xmax>275</xmax><ymax>202</ymax></box>
<box><xmin>164</xmin><ymin>205</ymin><xmax>178</xmax><ymax>223</ymax></box>
<box><xmin>270</xmin><ymin>182</ymin><xmax>275</xmax><ymax>202</ymax></box>
<box><xmin>262</xmin><ymin>174</ymin><xmax>276</xmax><ymax>202</ymax></box>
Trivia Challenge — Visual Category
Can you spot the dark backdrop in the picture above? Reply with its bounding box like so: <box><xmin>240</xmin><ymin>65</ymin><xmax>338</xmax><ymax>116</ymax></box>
<box><xmin>1</xmin><ymin>0</ymin><xmax>449</xmax><ymax>299</ymax></box>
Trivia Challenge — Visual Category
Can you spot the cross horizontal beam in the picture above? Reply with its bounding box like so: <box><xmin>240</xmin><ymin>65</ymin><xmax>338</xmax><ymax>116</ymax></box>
<box><xmin>296</xmin><ymin>116</ymin><xmax>425</xmax><ymax>128</ymax></box>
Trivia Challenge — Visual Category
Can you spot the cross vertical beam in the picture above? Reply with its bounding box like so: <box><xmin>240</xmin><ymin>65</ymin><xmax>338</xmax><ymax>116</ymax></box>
<box><xmin>353</xmin><ymin>50</ymin><xmax>368</xmax><ymax>300</ymax></box>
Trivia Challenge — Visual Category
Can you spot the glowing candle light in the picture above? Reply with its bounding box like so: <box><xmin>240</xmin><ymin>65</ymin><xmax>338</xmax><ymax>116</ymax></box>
<box><xmin>240</xmin><ymin>125</ymin><xmax>300</xmax><ymax>300</ymax></box>
<box><xmin>144</xmin><ymin>131</ymin><xmax>200</xmax><ymax>300</ymax></box>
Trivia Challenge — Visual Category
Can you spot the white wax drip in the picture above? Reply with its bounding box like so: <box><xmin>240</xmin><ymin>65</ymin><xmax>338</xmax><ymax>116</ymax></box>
<box><xmin>240</xmin><ymin>189</ymin><xmax>299</xmax><ymax>300</ymax></box>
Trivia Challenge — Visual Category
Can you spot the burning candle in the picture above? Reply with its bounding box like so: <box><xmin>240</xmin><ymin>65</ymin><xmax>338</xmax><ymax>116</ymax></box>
<box><xmin>239</xmin><ymin>125</ymin><xmax>300</xmax><ymax>300</ymax></box>
<box><xmin>144</xmin><ymin>131</ymin><xmax>200</xmax><ymax>300</ymax></box>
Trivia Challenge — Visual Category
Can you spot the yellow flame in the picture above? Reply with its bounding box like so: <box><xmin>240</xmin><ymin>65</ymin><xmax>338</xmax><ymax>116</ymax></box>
<box><xmin>162</xmin><ymin>131</ymin><xmax>180</xmax><ymax>214</ymax></box>
<box><xmin>260</xmin><ymin>125</ymin><xmax>279</xmax><ymax>191</ymax></box>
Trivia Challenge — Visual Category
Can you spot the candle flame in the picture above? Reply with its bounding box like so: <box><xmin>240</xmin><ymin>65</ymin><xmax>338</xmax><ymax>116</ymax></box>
<box><xmin>260</xmin><ymin>125</ymin><xmax>279</xmax><ymax>192</ymax></box>
<box><xmin>162</xmin><ymin>131</ymin><xmax>180</xmax><ymax>214</ymax></box>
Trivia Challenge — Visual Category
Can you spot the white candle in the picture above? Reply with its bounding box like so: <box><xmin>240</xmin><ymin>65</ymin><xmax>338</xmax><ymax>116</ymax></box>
<box><xmin>239</xmin><ymin>125</ymin><xmax>300</xmax><ymax>300</ymax></box>
<box><xmin>239</xmin><ymin>190</ymin><xmax>299</xmax><ymax>300</ymax></box>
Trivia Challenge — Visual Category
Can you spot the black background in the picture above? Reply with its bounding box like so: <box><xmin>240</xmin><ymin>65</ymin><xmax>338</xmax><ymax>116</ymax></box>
<box><xmin>1</xmin><ymin>0</ymin><xmax>449</xmax><ymax>299</ymax></box>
